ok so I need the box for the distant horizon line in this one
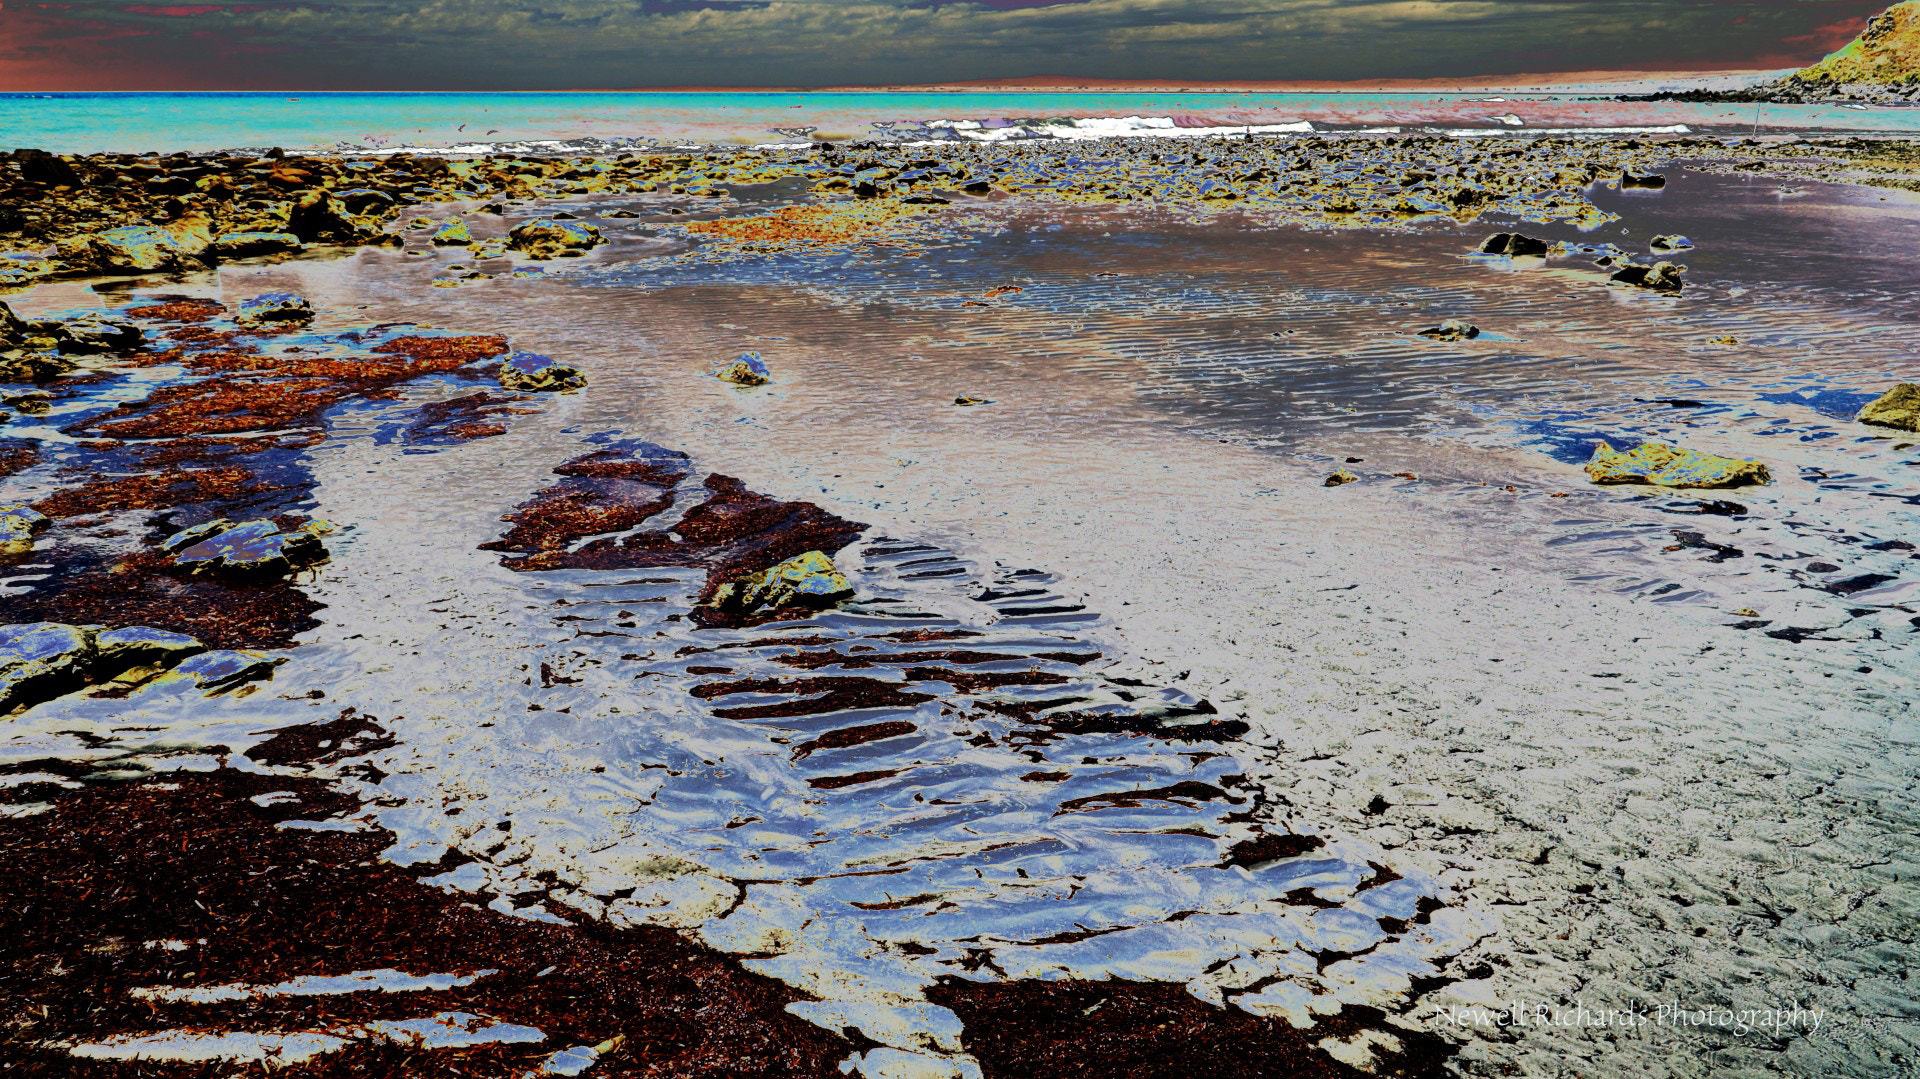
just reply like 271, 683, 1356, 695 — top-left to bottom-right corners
1, 68, 1787, 95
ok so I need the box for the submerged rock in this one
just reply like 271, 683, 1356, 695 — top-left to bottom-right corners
1650, 234, 1694, 251
507, 218, 604, 260
0, 503, 50, 556
1585, 440, 1770, 488
170, 519, 328, 575
708, 550, 853, 615
1609, 260, 1685, 293
151, 648, 285, 695
713, 352, 771, 386
432, 220, 474, 246
1621, 171, 1667, 188
1856, 382, 1920, 432
498, 351, 587, 392
1416, 318, 1480, 341
236, 292, 315, 327
1477, 232, 1550, 257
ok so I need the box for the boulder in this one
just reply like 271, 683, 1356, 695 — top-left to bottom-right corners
498, 351, 587, 392
713, 352, 771, 386
170, 519, 327, 575
1585, 441, 1770, 488
0, 504, 50, 557
1417, 318, 1480, 341
51, 313, 143, 354
1609, 260, 1685, 293
0, 301, 29, 347
507, 218, 604, 260
211, 231, 302, 259
1477, 232, 1550, 257
432, 220, 474, 246
1649, 234, 1694, 251
0, 622, 95, 712
1620, 172, 1667, 189
235, 292, 314, 327
708, 550, 853, 615
286, 190, 391, 245
1857, 382, 1920, 432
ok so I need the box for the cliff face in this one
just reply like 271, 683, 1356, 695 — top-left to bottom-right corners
1774, 0, 1920, 101
1797, 0, 1920, 85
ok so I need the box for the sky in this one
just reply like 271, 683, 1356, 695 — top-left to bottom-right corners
0, 0, 1889, 89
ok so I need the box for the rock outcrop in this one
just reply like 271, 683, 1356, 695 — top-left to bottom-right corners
0, 621, 214, 714
1857, 382, 1920, 431
498, 351, 587, 392
1585, 441, 1771, 488
507, 218, 604, 260
706, 550, 853, 616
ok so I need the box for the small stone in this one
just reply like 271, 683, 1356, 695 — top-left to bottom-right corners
1324, 470, 1358, 487
1857, 383, 1920, 433
1584, 441, 1770, 489
0, 504, 50, 557
713, 352, 770, 386
1650, 234, 1694, 251
953, 395, 991, 406
1416, 318, 1479, 341
498, 351, 587, 392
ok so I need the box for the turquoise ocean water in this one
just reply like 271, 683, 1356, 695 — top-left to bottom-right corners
2, 90, 1916, 154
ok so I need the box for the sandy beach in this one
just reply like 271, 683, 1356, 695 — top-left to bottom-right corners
0, 125, 1917, 1078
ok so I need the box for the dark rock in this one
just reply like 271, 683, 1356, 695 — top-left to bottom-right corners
50, 313, 143, 354
1609, 260, 1685, 293
154, 648, 285, 694
1649, 234, 1694, 251
93, 626, 206, 670
171, 519, 328, 575
1477, 232, 1550, 257
1621, 172, 1667, 189
1416, 318, 1480, 341
507, 218, 604, 260
211, 231, 302, 259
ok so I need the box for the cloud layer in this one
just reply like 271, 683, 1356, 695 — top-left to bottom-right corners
0, 0, 1886, 88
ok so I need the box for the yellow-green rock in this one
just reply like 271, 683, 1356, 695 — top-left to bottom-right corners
1584, 441, 1770, 489
1857, 383, 1920, 432
710, 550, 852, 614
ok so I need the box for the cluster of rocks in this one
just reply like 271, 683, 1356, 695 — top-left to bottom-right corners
0, 134, 1809, 292
0, 298, 143, 380
0, 620, 279, 714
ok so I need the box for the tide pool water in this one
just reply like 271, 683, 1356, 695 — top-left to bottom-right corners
3, 90, 1919, 154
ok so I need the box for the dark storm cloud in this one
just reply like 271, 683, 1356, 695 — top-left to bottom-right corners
0, 0, 1889, 88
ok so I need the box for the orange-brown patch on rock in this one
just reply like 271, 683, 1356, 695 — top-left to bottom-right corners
32, 465, 279, 519
126, 297, 226, 322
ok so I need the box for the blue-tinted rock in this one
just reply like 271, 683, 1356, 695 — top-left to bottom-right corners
498, 351, 587, 392
160, 517, 234, 553
172, 519, 327, 575
713, 352, 771, 386
431, 220, 474, 246
54, 212, 214, 275
153, 649, 285, 695
0, 504, 49, 557
94, 626, 205, 670
236, 293, 314, 327
0, 622, 95, 713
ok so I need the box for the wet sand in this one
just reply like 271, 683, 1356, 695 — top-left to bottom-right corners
0, 136, 1917, 1077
